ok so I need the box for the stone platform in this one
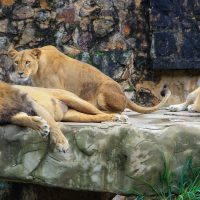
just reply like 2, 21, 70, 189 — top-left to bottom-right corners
0, 109, 200, 196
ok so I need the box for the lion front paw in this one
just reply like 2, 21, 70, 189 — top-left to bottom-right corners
168, 104, 186, 112
32, 116, 50, 137
187, 104, 196, 113
54, 136, 70, 153
56, 142, 70, 153
113, 114, 129, 122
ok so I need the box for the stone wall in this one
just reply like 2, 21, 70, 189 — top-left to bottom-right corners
0, 0, 147, 81
137, 0, 200, 105
0, 0, 200, 105
151, 0, 200, 70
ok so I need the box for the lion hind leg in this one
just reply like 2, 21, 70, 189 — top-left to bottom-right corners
62, 96, 102, 114
50, 90, 103, 115
95, 82, 127, 113
97, 92, 126, 113
62, 109, 128, 123
11, 112, 50, 137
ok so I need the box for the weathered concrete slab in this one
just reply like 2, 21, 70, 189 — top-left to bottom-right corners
0, 109, 200, 196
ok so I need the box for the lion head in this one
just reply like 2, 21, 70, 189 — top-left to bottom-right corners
8, 48, 41, 83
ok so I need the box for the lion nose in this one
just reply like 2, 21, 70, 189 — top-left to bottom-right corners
18, 72, 24, 76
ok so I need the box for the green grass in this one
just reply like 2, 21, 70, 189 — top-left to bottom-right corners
128, 155, 200, 200
176, 158, 200, 200
149, 157, 199, 200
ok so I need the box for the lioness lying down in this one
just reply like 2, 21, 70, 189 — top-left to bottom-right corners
169, 87, 200, 112
8, 46, 171, 113
0, 81, 127, 153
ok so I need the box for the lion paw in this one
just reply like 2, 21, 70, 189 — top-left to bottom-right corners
56, 143, 70, 153
32, 116, 50, 137
54, 137, 70, 153
168, 104, 186, 112
187, 105, 196, 113
113, 114, 129, 122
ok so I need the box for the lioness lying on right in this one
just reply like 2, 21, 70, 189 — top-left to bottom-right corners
0, 81, 127, 153
169, 88, 200, 112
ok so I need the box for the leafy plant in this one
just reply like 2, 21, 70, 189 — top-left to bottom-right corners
176, 158, 200, 200
95, 51, 105, 57
128, 155, 200, 200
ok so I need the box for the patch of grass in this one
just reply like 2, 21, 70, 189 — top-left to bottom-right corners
135, 196, 145, 200
176, 158, 200, 200
127, 155, 200, 200
147, 156, 200, 200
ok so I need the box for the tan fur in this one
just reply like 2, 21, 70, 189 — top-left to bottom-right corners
169, 87, 200, 113
0, 81, 126, 152
8, 45, 171, 114
0, 81, 35, 125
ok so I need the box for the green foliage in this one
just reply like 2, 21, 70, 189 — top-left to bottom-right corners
129, 155, 200, 200
95, 50, 105, 57
176, 158, 200, 200
149, 156, 200, 200
135, 196, 145, 200
124, 85, 134, 92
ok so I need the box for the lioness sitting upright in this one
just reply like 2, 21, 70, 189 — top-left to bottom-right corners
8, 45, 170, 113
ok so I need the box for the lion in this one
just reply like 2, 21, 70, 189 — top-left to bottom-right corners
8, 45, 171, 113
0, 81, 127, 153
169, 87, 200, 113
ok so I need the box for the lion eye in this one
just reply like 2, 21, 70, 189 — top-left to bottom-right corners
14, 61, 18, 65
25, 61, 30, 66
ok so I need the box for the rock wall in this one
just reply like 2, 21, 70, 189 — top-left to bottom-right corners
0, 0, 147, 81
151, 0, 200, 70
0, 0, 200, 105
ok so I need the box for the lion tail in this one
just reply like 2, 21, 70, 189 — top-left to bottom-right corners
126, 85, 171, 114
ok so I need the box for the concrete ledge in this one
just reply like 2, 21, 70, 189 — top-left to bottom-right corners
0, 110, 200, 195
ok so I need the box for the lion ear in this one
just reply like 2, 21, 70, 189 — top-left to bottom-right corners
8, 49, 18, 58
31, 49, 41, 59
